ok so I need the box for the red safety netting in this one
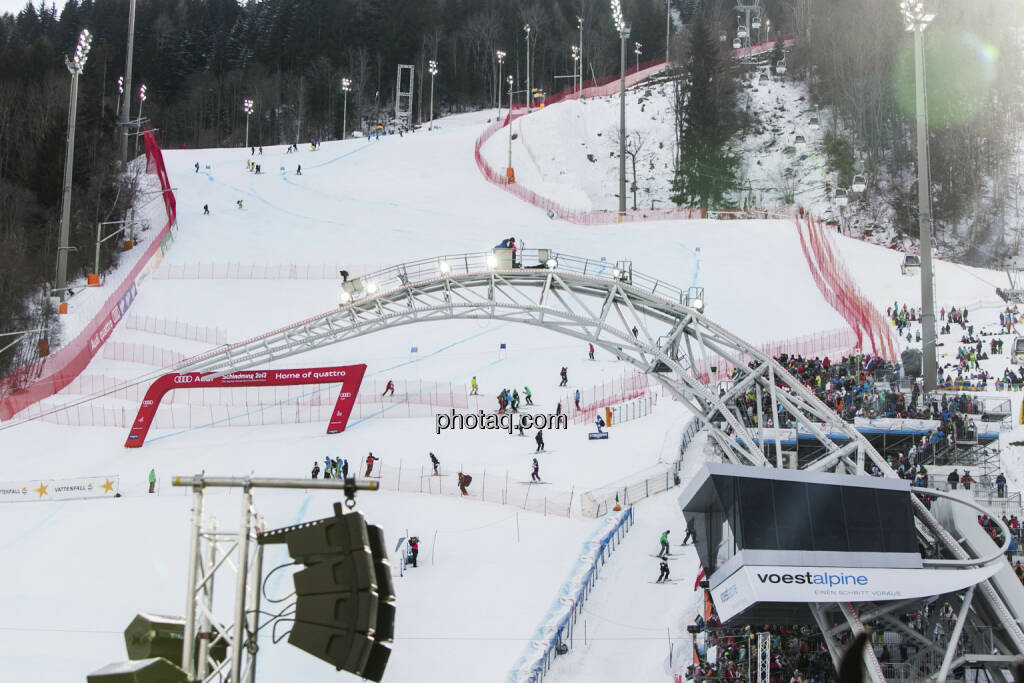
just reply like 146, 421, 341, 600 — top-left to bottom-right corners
476, 39, 793, 225
0, 131, 177, 420
795, 213, 898, 360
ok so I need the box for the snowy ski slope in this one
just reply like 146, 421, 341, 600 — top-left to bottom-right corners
0, 97, 1018, 683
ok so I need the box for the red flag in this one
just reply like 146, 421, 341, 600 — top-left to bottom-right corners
693, 566, 706, 591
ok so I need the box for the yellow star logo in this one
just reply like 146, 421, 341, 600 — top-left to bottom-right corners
101, 479, 115, 494
34, 483, 48, 498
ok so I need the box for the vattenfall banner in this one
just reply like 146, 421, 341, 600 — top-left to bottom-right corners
711, 563, 1001, 623
0, 475, 120, 503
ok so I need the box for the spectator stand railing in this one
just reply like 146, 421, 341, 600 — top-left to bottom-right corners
580, 416, 702, 518
124, 314, 228, 346
506, 507, 634, 683
151, 262, 387, 281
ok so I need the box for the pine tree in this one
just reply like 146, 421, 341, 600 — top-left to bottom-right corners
670, 13, 739, 210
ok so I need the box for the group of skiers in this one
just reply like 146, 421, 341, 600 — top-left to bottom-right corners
311, 452, 379, 479
497, 386, 533, 413
653, 525, 696, 583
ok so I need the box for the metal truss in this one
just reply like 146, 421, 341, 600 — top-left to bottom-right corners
169, 249, 1024, 681
180, 481, 266, 683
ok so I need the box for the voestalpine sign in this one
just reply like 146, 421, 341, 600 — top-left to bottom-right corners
711, 563, 1001, 622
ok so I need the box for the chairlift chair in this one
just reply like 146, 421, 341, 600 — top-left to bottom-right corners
808, 116, 820, 130
900, 253, 921, 276
852, 174, 867, 193
758, 73, 769, 85
794, 134, 807, 149
733, 38, 741, 49
835, 188, 849, 207
736, 21, 748, 39
776, 58, 787, 75
751, 16, 762, 30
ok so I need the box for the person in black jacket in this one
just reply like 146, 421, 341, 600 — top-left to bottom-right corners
947, 469, 960, 490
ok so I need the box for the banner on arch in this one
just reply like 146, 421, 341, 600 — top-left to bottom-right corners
125, 364, 367, 448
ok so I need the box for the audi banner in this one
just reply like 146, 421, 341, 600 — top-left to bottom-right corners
124, 364, 367, 448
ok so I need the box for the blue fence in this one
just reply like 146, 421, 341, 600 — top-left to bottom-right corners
506, 507, 635, 683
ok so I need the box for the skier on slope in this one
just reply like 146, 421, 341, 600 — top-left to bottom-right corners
656, 559, 671, 583
535, 429, 545, 453
430, 452, 440, 476
365, 452, 379, 477
560, 367, 568, 386
595, 415, 605, 433
471, 376, 479, 395
311, 462, 320, 479
341, 458, 349, 479
524, 386, 533, 405
682, 524, 695, 545
658, 530, 671, 558
531, 458, 541, 482
589, 343, 595, 360
382, 380, 395, 397
324, 456, 332, 479
575, 388, 582, 411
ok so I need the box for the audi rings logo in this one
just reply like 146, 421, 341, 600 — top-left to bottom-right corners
173, 375, 195, 384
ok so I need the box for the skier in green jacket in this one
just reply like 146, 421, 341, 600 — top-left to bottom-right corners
658, 530, 671, 558
148, 468, 156, 494
524, 386, 533, 406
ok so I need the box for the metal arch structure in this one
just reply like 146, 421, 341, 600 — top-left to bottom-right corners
175, 249, 879, 475
170, 249, 1024, 681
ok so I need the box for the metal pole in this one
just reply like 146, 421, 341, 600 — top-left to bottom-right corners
55, 68, 80, 300
665, 0, 671, 72
246, 516, 265, 683
508, 79, 514, 170
230, 485, 253, 682
181, 486, 204, 679
342, 91, 348, 140
134, 97, 143, 159
579, 19, 584, 97
429, 74, 435, 130
526, 30, 531, 112
119, 0, 136, 166
196, 517, 217, 680
914, 26, 938, 392
618, 28, 629, 217
245, 113, 250, 149
497, 60, 503, 119
93, 222, 101, 277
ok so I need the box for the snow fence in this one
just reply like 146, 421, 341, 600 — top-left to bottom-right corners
0, 131, 178, 419
507, 507, 635, 682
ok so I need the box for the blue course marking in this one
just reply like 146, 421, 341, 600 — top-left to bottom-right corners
0, 502, 66, 552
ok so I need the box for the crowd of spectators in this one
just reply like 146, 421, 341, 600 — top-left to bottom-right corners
686, 609, 836, 682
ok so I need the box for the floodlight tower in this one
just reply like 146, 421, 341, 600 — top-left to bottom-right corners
428, 60, 438, 130
577, 16, 584, 96
243, 98, 254, 148
901, 0, 938, 391
507, 75, 515, 173
56, 28, 92, 301
611, 0, 629, 218
340, 77, 351, 140
634, 41, 643, 72
524, 24, 532, 111
119, 0, 137, 166
571, 45, 581, 97
134, 84, 146, 158
116, 75, 124, 119
496, 51, 506, 119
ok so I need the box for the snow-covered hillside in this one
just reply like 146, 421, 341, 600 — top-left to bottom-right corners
2, 95, 1024, 683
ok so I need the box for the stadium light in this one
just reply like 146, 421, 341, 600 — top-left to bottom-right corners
902, 0, 937, 391
524, 24, 531, 112
611, 0, 629, 218
438, 260, 451, 275
116, 75, 124, 119
496, 51, 506, 119
487, 253, 498, 269
634, 41, 642, 72
428, 60, 439, 131
243, 98, 254, 148
341, 77, 352, 140
55, 27, 93, 302
546, 258, 558, 269
577, 16, 584, 96
134, 83, 147, 158
691, 298, 704, 313
338, 290, 352, 305
365, 281, 379, 295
